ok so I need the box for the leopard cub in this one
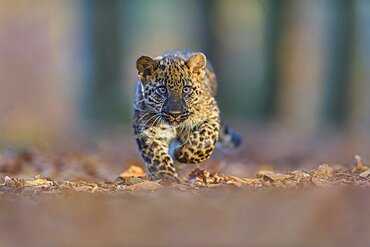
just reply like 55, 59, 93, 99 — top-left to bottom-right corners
133, 50, 241, 180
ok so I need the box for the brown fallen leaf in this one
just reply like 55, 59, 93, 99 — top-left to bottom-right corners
126, 181, 163, 192
262, 175, 275, 183
242, 178, 262, 185
119, 165, 145, 178
2, 176, 17, 186
188, 168, 207, 180
23, 175, 53, 187
270, 174, 292, 181
353, 155, 368, 173
256, 170, 275, 178
91, 185, 99, 193
359, 170, 370, 179
264, 174, 292, 182
255, 169, 292, 183
225, 177, 262, 187
188, 168, 225, 185
226, 175, 247, 183
309, 165, 335, 187
115, 176, 146, 186
317, 164, 334, 176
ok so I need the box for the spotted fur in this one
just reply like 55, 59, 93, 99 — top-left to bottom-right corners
133, 50, 240, 180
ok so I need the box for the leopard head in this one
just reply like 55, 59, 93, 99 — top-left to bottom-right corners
136, 53, 206, 126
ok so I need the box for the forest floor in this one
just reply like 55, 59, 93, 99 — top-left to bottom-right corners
1, 132, 370, 246
1, 152, 370, 196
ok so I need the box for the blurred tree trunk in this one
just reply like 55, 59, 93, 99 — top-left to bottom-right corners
350, 0, 370, 134
85, 0, 126, 128
199, 0, 216, 63
211, 0, 267, 119
263, 0, 284, 119
277, 0, 327, 133
322, 0, 355, 126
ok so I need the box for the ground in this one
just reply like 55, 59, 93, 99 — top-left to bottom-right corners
1, 132, 370, 246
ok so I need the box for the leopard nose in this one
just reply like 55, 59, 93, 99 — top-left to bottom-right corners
169, 111, 182, 118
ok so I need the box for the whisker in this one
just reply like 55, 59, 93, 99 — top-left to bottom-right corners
150, 115, 161, 129
137, 111, 153, 124
141, 114, 159, 131
135, 111, 156, 131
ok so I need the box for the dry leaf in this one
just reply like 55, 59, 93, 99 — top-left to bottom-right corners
256, 170, 275, 178
268, 174, 292, 181
256, 170, 292, 183
188, 168, 224, 185
73, 185, 95, 192
119, 165, 145, 178
226, 177, 262, 187
243, 178, 262, 185
91, 185, 99, 193
317, 164, 334, 176
23, 175, 53, 187
2, 176, 16, 186
226, 175, 247, 183
115, 176, 146, 186
353, 155, 368, 173
359, 170, 370, 179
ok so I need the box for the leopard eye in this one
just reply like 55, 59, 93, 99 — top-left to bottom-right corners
156, 86, 167, 95
182, 86, 193, 94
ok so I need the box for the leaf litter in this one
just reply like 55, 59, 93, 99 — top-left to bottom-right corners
1, 150, 370, 197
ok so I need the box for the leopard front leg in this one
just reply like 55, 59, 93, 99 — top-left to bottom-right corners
175, 119, 219, 164
136, 126, 179, 180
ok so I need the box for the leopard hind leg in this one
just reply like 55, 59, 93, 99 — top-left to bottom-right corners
217, 123, 242, 153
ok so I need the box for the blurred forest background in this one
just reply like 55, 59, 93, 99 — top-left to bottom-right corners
2, 3, 370, 246
0, 0, 370, 165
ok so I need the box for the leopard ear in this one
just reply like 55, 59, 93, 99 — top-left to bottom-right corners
136, 56, 158, 77
186, 53, 206, 72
